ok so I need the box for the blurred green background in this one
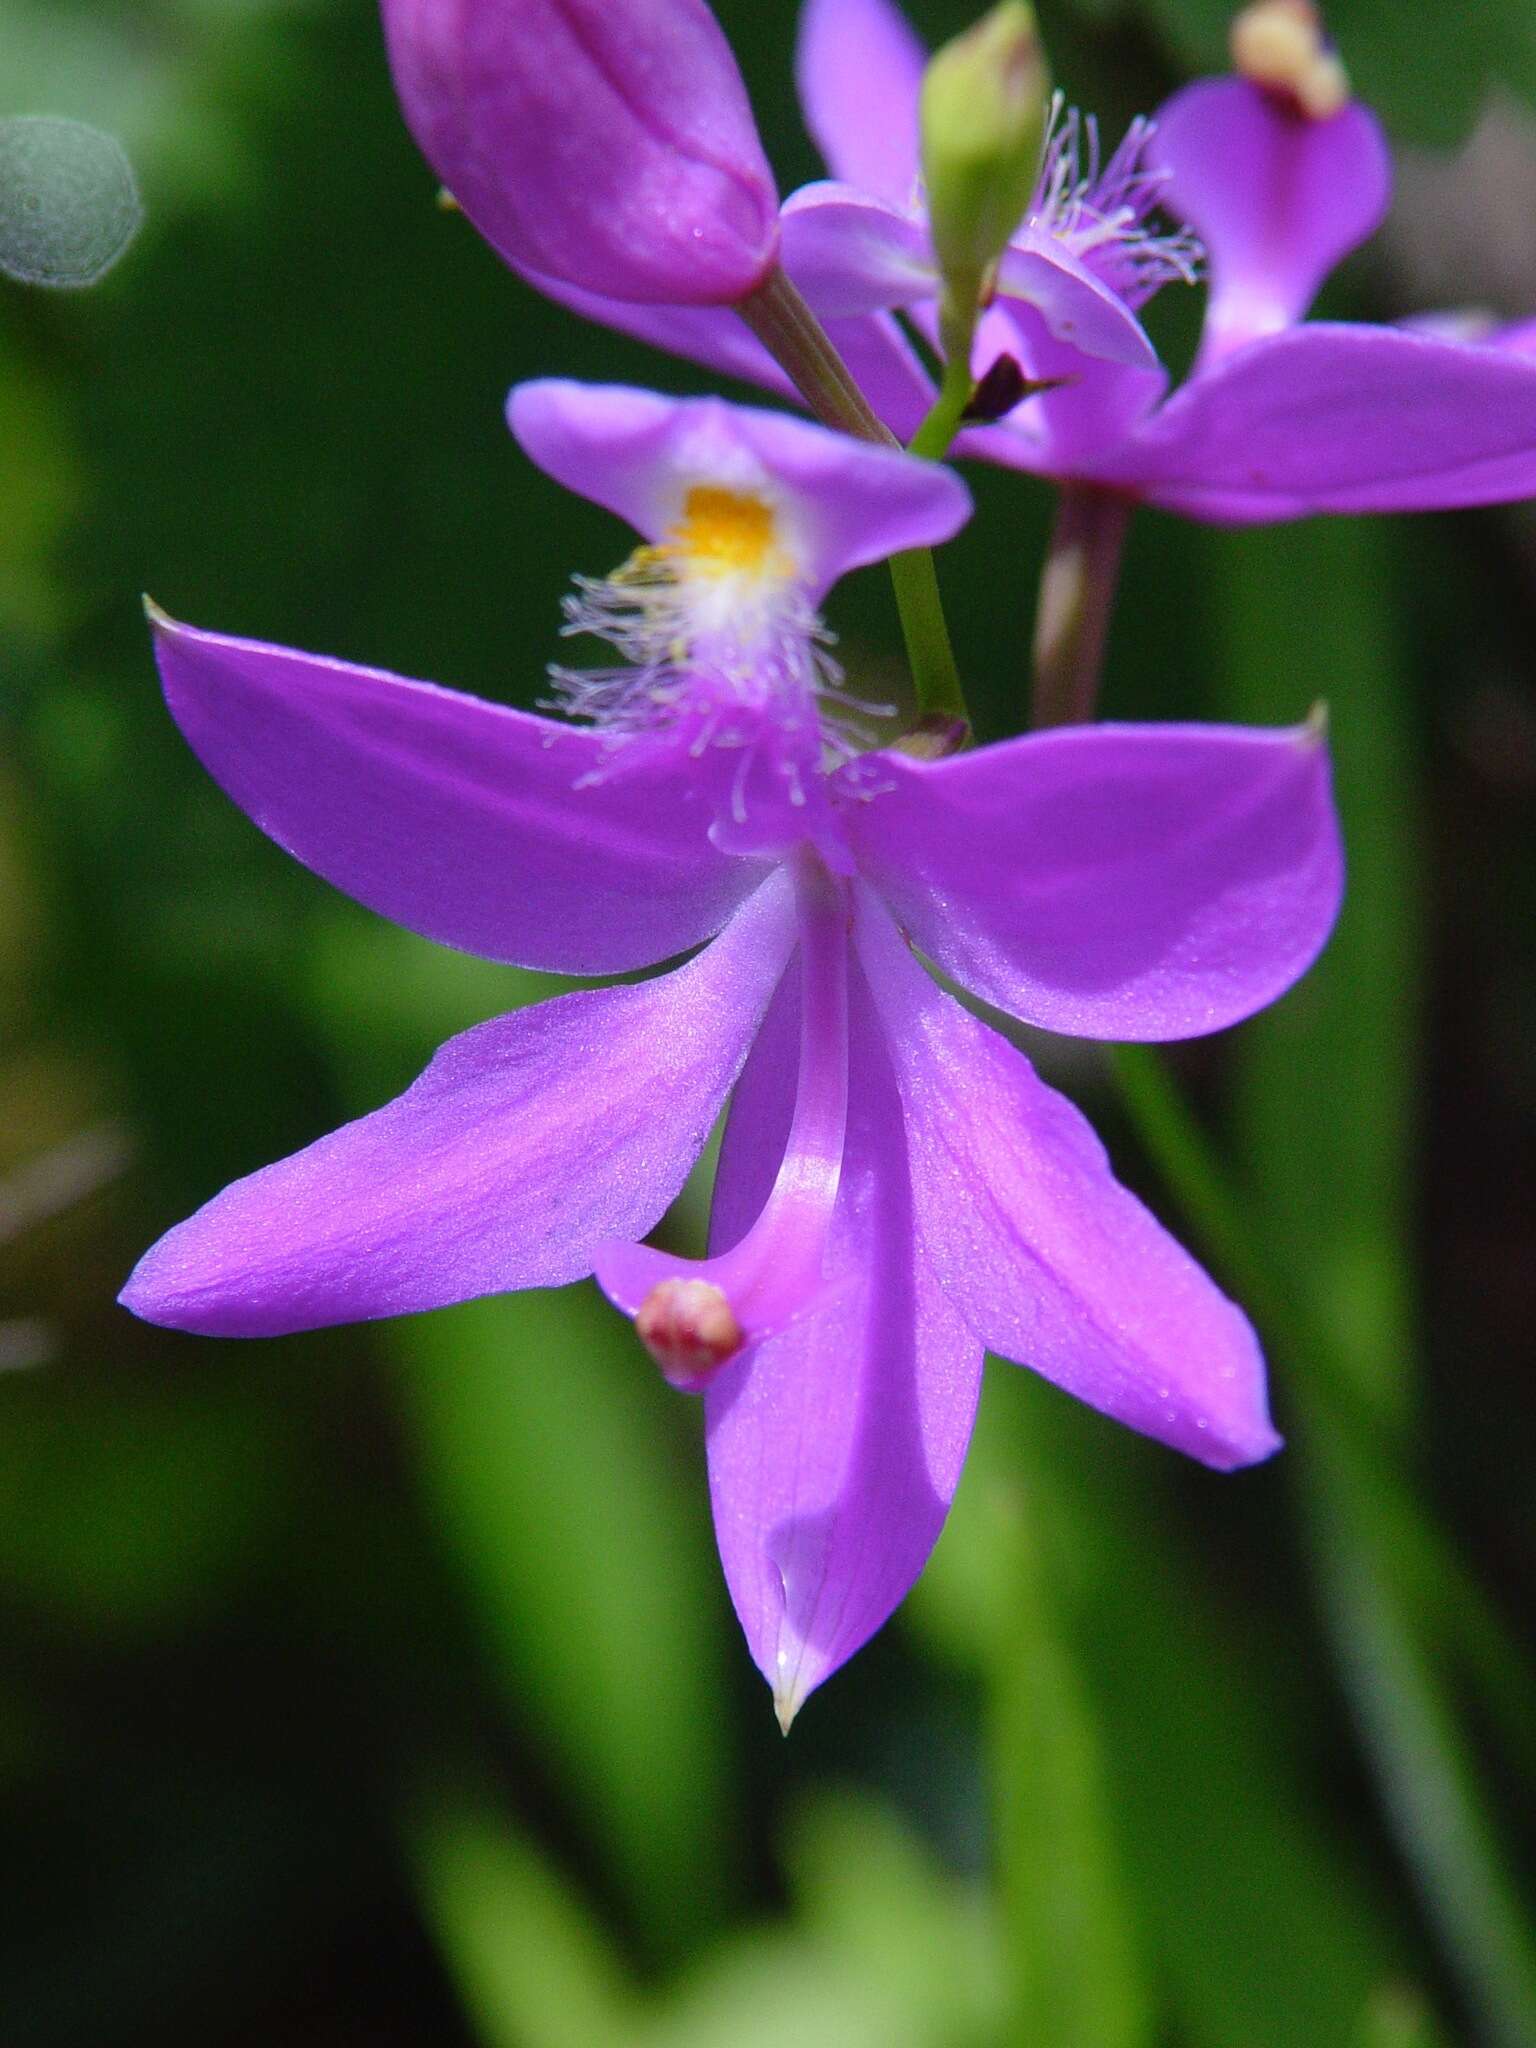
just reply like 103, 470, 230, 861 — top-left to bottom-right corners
2, 1, 1535, 2042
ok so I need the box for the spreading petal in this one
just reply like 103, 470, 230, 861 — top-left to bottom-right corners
1130, 323, 1536, 520
995, 235, 1162, 371
508, 381, 970, 598
1151, 78, 1390, 364
842, 721, 1342, 1040
120, 873, 796, 1338
703, 955, 983, 1725
150, 611, 764, 975
855, 891, 1278, 1470
796, 0, 925, 209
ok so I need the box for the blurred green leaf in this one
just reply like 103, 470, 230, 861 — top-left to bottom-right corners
983, 1479, 1151, 2048
407, 1788, 637, 2048
914, 1369, 1416, 2048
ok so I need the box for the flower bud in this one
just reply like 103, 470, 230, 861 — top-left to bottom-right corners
1230, 0, 1350, 121
380, 0, 780, 306
920, 2, 1051, 301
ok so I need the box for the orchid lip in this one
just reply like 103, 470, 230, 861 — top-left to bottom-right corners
595, 849, 850, 1391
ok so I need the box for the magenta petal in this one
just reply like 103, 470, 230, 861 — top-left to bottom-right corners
855, 890, 1279, 1471
843, 721, 1342, 1041
1132, 323, 1536, 520
151, 613, 764, 975
120, 873, 797, 1338
508, 381, 970, 598
381, 0, 778, 305
797, 0, 925, 209
1150, 78, 1390, 364
996, 236, 1161, 371
704, 959, 983, 1724
780, 181, 937, 317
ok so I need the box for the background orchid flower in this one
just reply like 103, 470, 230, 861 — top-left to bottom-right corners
121, 384, 1343, 1721
379, 0, 780, 306
510, 0, 1536, 532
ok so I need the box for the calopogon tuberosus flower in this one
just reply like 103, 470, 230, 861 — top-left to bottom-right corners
525, 0, 1536, 527
121, 386, 1344, 1724
379, 0, 780, 306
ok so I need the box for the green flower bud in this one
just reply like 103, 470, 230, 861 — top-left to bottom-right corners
920, 2, 1050, 307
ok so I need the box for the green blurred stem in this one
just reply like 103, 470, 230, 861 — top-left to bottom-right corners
1112, 1044, 1536, 2046
907, 297, 978, 463
1031, 484, 1131, 727
738, 266, 970, 734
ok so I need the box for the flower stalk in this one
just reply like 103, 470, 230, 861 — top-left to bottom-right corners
1030, 483, 1132, 727
738, 265, 971, 736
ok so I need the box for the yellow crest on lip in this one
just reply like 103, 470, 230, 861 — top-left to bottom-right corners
669, 486, 790, 581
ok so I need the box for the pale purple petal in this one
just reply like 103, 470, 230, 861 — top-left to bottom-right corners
842, 722, 1342, 1040
951, 295, 1167, 476
150, 612, 764, 974
381, 0, 778, 305
1130, 324, 1536, 520
120, 873, 796, 1338
704, 956, 983, 1725
996, 235, 1162, 370
508, 381, 970, 598
1150, 78, 1390, 364
855, 890, 1278, 1470
797, 0, 925, 209
780, 181, 937, 317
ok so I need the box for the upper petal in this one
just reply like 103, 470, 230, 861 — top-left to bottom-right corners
855, 889, 1279, 1470
704, 954, 983, 1725
842, 721, 1342, 1041
1150, 77, 1390, 365
1131, 323, 1536, 521
796, 0, 925, 209
508, 380, 971, 598
120, 871, 796, 1337
150, 612, 764, 975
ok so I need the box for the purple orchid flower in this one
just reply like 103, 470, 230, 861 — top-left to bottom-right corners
503, 0, 1536, 528
380, 0, 779, 306
121, 384, 1343, 1723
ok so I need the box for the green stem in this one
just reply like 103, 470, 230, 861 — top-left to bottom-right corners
737, 266, 970, 735
1031, 484, 1131, 727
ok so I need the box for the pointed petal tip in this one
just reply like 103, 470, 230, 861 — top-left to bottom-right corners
773, 1688, 801, 1737
142, 594, 180, 635
1302, 699, 1329, 743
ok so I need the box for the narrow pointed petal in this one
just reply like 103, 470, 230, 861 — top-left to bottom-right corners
855, 891, 1278, 1470
1150, 78, 1390, 364
797, 0, 925, 209
121, 874, 796, 1338
508, 382, 970, 598
150, 613, 764, 976
703, 959, 983, 1722
1130, 323, 1536, 520
843, 721, 1342, 1041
